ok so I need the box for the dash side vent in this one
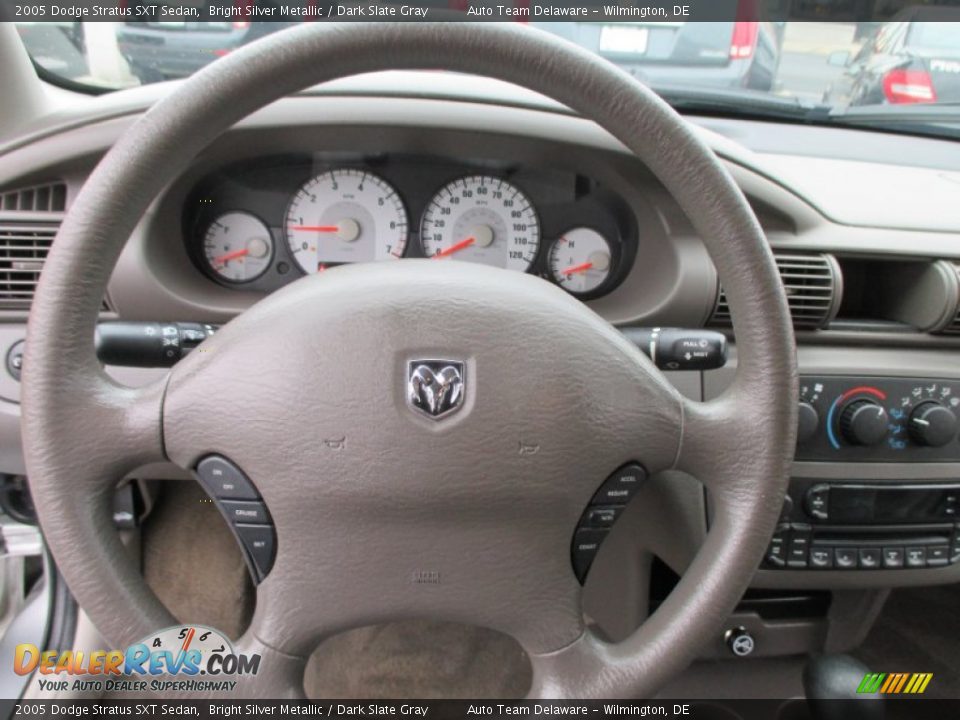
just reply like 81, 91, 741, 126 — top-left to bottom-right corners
0, 181, 67, 213
0, 223, 59, 309
711, 252, 841, 330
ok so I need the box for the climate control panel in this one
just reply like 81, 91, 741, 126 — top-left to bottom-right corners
795, 376, 960, 462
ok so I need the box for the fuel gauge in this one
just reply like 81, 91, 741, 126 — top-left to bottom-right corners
548, 228, 612, 295
202, 212, 274, 283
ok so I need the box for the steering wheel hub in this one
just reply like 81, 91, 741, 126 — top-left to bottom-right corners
165, 261, 682, 658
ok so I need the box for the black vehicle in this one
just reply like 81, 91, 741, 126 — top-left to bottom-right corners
825, 7, 960, 106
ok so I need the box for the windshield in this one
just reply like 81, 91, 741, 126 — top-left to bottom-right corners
13, 3, 960, 138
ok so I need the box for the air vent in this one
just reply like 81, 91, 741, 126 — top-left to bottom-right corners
711, 252, 841, 329
940, 263, 960, 335
0, 222, 58, 309
0, 181, 67, 213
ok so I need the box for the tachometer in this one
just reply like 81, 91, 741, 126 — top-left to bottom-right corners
548, 228, 613, 295
420, 175, 539, 272
285, 169, 408, 273
202, 212, 274, 283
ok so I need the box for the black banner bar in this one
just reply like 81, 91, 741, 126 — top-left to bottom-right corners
2, 699, 959, 720
6, 0, 960, 24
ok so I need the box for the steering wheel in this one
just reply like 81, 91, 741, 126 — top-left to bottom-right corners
22, 23, 796, 698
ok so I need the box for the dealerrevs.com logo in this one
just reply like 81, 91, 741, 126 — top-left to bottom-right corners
15, 625, 259, 694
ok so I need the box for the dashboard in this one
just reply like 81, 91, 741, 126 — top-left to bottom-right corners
185, 153, 637, 300
3, 71, 960, 665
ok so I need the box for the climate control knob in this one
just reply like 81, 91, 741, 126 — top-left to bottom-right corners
797, 402, 819, 444
909, 402, 958, 447
839, 399, 889, 446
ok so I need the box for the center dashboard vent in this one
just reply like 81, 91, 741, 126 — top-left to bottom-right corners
710, 252, 842, 330
939, 263, 960, 336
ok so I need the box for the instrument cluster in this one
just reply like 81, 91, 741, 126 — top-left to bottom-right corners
185, 154, 638, 300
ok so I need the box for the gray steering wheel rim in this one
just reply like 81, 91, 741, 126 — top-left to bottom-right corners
22, 22, 797, 698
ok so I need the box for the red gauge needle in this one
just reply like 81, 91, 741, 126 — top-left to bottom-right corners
433, 236, 475, 259
212, 248, 249, 266
561, 261, 594, 276
288, 225, 340, 233
181, 627, 196, 653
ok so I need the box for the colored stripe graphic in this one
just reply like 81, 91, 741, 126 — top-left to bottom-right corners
893, 673, 909, 693
859, 672, 933, 694
857, 673, 885, 693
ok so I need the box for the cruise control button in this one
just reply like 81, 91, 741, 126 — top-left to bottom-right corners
591, 464, 647, 505
809, 547, 833, 568
882, 547, 904, 568
859, 548, 881, 569
835, 548, 858, 569
235, 524, 275, 581
582, 506, 623, 528
572, 528, 608, 582
196, 456, 259, 500
220, 500, 269, 525
905, 547, 927, 568
927, 545, 950, 567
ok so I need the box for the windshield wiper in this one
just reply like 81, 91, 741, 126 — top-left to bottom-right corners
653, 84, 822, 122
655, 84, 959, 140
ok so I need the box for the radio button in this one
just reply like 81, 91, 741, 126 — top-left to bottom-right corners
859, 548, 881, 569
835, 548, 858, 569
804, 485, 830, 521
927, 545, 950, 567
882, 547, 905, 568
809, 547, 833, 568
905, 547, 927, 568
766, 537, 787, 567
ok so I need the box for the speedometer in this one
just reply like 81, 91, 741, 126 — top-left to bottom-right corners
285, 169, 408, 273
420, 176, 540, 272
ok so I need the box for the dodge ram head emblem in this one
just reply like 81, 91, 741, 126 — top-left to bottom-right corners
408, 360, 465, 420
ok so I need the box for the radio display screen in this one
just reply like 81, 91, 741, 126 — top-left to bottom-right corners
829, 486, 952, 523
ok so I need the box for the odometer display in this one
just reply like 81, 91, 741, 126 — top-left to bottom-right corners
420, 175, 539, 272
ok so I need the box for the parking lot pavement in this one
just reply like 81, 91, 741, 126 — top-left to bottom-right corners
776, 22, 864, 104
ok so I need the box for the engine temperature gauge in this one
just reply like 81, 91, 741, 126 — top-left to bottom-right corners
202, 212, 274, 283
548, 228, 612, 295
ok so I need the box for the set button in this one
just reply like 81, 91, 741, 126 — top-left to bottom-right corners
195, 454, 276, 583
570, 463, 647, 583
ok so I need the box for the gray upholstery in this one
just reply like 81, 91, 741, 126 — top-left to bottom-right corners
22, 23, 796, 698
